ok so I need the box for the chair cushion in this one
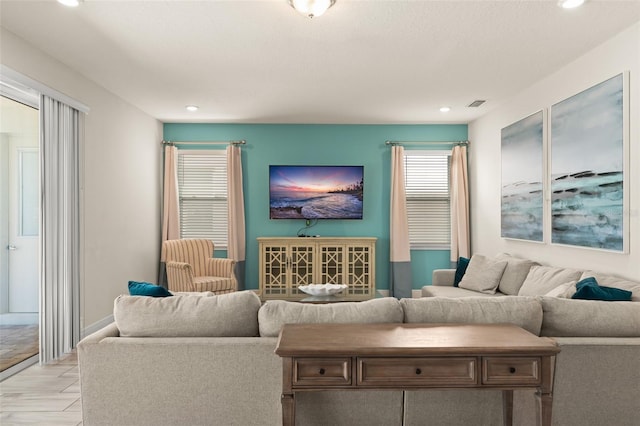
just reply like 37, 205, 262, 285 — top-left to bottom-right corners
258, 298, 403, 337
458, 254, 508, 294
401, 296, 543, 335
115, 290, 261, 337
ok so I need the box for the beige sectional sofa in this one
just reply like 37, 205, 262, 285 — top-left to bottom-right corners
78, 287, 640, 426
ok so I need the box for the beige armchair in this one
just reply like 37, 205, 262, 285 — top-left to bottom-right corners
162, 239, 237, 294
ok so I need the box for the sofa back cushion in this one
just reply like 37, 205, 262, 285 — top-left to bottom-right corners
258, 297, 403, 337
495, 254, 539, 295
400, 296, 543, 335
518, 265, 582, 296
579, 271, 640, 302
540, 296, 640, 337
114, 291, 261, 337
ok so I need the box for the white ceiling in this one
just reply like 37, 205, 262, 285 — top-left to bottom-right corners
1, 0, 639, 124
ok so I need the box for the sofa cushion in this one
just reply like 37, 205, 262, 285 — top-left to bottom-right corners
401, 296, 543, 335
518, 265, 582, 296
421, 285, 506, 298
495, 254, 539, 295
540, 296, 640, 337
128, 281, 172, 297
453, 257, 470, 287
258, 297, 403, 337
571, 277, 632, 301
579, 271, 640, 302
114, 290, 261, 337
458, 254, 507, 294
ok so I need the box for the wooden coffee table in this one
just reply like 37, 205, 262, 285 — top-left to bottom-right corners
275, 323, 560, 426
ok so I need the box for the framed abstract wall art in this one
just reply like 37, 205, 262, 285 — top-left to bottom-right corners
550, 73, 627, 252
501, 110, 544, 242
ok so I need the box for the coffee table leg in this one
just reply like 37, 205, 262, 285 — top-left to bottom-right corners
281, 392, 295, 426
502, 390, 513, 426
282, 357, 295, 426
535, 390, 553, 426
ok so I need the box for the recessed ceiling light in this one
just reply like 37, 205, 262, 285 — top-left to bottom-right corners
57, 0, 81, 7
558, 0, 585, 9
440, 107, 451, 113
186, 105, 199, 112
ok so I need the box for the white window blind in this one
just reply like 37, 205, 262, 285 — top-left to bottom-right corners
177, 150, 227, 247
404, 150, 451, 249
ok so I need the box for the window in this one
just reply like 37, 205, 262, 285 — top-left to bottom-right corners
177, 150, 227, 247
404, 150, 451, 249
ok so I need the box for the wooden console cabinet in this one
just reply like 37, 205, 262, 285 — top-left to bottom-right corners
258, 237, 376, 300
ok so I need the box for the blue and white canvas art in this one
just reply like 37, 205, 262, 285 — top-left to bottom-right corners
550, 74, 624, 251
501, 111, 544, 241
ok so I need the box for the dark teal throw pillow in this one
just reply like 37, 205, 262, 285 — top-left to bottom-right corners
571, 277, 632, 302
128, 281, 172, 297
453, 257, 470, 288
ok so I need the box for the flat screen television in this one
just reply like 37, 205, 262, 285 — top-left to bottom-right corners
269, 165, 364, 219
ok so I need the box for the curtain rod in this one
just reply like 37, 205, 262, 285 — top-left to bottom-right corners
385, 140, 469, 146
162, 140, 246, 146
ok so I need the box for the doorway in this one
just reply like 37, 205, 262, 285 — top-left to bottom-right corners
0, 94, 40, 375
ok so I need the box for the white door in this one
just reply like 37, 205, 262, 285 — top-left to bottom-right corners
0, 96, 39, 313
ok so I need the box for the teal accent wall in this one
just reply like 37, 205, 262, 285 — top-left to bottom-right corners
163, 124, 467, 292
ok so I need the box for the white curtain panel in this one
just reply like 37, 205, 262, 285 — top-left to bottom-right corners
227, 145, 246, 290
161, 145, 180, 261
450, 145, 470, 261
39, 95, 81, 364
390, 145, 412, 298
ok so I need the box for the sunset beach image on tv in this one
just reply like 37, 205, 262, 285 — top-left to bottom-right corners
269, 165, 364, 219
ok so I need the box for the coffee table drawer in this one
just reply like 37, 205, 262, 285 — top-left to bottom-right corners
293, 358, 351, 386
357, 357, 477, 387
482, 357, 541, 385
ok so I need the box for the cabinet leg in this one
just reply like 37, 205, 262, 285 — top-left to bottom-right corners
282, 392, 295, 426
502, 390, 513, 426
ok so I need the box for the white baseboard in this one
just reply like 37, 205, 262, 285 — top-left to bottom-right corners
82, 314, 114, 339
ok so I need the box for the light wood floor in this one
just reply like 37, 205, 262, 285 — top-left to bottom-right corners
0, 350, 81, 425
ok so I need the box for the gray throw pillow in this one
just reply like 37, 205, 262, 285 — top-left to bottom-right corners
458, 254, 508, 294
495, 253, 539, 295
518, 265, 582, 296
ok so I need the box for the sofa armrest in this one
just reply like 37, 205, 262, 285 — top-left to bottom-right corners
166, 261, 194, 292
432, 269, 456, 286
205, 257, 236, 278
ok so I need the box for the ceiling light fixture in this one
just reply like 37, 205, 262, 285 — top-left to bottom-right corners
57, 0, 82, 7
558, 0, 585, 9
440, 106, 451, 113
288, 0, 336, 18
186, 105, 199, 112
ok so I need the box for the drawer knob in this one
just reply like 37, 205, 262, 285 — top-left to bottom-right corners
509, 367, 516, 374
319, 368, 325, 375
415, 368, 422, 375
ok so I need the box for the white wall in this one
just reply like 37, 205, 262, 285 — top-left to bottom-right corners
0, 28, 163, 327
468, 22, 640, 281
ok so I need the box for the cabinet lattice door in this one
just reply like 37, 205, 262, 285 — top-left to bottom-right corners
258, 237, 376, 300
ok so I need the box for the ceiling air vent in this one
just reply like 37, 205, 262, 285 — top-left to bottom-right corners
468, 100, 486, 107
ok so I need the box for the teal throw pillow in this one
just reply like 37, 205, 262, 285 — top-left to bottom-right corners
128, 281, 172, 297
453, 257, 470, 288
571, 276, 632, 301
